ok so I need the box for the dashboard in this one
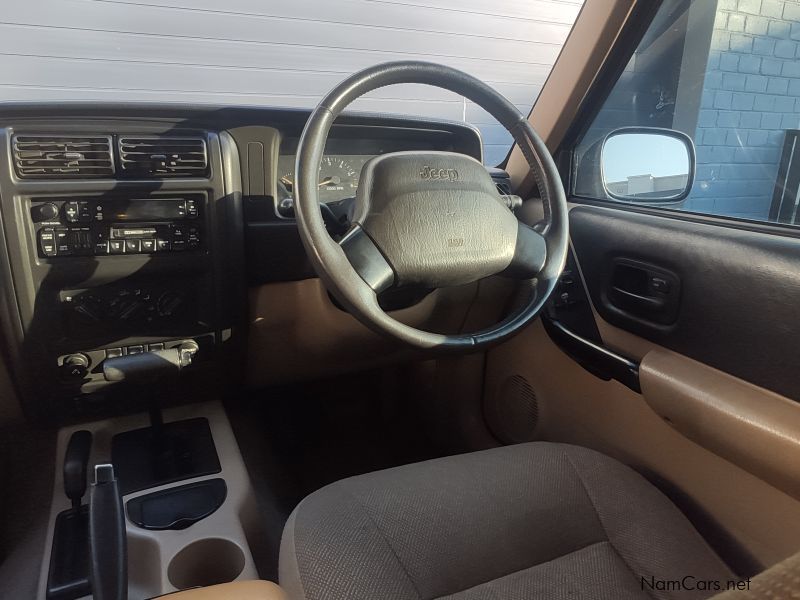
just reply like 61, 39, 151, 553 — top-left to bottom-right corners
276, 135, 466, 204
0, 104, 486, 422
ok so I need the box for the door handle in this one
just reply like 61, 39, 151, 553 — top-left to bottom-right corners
607, 259, 680, 325
610, 286, 667, 313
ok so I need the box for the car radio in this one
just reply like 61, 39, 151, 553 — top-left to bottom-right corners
30, 197, 202, 258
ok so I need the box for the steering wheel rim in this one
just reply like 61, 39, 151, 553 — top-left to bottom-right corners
294, 60, 569, 350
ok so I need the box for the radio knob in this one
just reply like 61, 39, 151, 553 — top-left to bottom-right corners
36, 202, 60, 221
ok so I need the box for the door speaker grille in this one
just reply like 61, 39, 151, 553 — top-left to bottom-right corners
485, 375, 539, 444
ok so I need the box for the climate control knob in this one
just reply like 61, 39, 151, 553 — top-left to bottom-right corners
156, 291, 184, 317
36, 202, 59, 222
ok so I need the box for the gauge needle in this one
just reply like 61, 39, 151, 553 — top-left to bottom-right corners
319, 176, 341, 187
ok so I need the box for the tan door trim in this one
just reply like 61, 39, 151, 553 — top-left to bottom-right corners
505, 0, 638, 191
640, 348, 800, 500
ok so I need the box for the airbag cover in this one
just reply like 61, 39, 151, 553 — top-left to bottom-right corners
353, 151, 518, 287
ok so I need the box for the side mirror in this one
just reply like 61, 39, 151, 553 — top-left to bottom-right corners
601, 127, 695, 203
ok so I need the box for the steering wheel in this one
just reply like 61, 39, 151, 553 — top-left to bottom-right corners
294, 61, 569, 350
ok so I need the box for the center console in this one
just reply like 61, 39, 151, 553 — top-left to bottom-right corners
0, 122, 244, 420
39, 402, 267, 600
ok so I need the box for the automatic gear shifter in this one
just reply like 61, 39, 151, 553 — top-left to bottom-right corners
102, 340, 199, 383
105, 339, 222, 495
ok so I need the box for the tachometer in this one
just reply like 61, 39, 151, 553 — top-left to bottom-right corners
318, 157, 358, 201
279, 156, 359, 203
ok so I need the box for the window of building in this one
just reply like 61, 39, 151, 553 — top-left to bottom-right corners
574, 0, 800, 227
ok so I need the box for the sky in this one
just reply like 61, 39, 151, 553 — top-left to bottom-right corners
603, 133, 690, 183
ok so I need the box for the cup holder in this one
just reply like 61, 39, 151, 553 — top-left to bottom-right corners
167, 538, 245, 590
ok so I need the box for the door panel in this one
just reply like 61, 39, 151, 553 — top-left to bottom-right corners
484, 202, 800, 574
484, 319, 800, 575
570, 204, 800, 402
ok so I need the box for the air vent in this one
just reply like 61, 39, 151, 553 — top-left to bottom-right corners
118, 137, 208, 177
13, 135, 114, 178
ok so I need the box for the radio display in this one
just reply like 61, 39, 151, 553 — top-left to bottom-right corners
109, 199, 188, 221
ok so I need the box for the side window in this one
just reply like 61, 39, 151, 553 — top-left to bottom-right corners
574, 0, 800, 227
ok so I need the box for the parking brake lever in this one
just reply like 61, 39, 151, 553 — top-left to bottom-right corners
89, 464, 127, 600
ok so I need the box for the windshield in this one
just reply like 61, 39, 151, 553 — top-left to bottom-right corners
3, 0, 583, 165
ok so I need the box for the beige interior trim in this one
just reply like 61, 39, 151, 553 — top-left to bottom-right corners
640, 348, 800, 500
246, 277, 514, 387
506, 0, 638, 190
158, 580, 286, 600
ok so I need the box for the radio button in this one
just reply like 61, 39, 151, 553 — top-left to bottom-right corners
109, 240, 125, 254
172, 239, 186, 252
39, 228, 57, 257
141, 239, 156, 253
125, 239, 141, 253
156, 239, 171, 252
186, 200, 198, 219
94, 240, 109, 255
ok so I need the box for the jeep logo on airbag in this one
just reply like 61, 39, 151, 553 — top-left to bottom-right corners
420, 166, 459, 181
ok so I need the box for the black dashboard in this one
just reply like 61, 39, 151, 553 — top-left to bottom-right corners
0, 104, 484, 422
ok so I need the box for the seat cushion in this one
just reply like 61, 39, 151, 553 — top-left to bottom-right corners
279, 442, 732, 600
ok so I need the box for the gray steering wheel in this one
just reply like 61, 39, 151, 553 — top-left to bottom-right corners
294, 61, 569, 350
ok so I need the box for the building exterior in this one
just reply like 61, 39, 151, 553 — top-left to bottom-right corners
0, 0, 584, 165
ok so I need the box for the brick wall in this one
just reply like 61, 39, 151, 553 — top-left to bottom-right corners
689, 0, 800, 220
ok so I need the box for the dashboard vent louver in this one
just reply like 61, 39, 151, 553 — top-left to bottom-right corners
118, 137, 208, 177
13, 135, 114, 179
